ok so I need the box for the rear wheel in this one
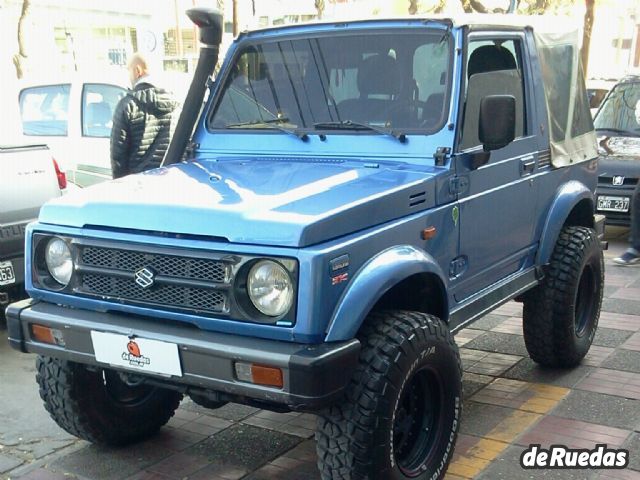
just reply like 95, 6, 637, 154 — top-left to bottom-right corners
316, 311, 462, 480
37, 356, 182, 445
523, 226, 604, 367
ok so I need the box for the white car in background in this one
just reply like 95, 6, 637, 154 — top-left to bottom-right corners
17, 72, 189, 188
18, 74, 128, 187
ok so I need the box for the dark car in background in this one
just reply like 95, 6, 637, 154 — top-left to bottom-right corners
594, 75, 640, 226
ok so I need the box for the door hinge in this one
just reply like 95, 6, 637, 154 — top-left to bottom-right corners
434, 147, 451, 166
449, 176, 469, 195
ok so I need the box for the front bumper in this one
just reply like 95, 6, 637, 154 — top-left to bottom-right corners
6, 299, 360, 411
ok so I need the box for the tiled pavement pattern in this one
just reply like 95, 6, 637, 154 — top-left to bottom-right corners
2, 230, 639, 480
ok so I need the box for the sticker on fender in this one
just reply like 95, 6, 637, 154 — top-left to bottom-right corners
90, 331, 182, 377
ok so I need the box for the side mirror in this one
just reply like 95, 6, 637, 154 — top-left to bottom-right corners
479, 95, 516, 152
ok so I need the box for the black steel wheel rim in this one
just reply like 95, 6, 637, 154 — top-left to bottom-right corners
574, 264, 597, 337
103, 370, 157, 407
393, 367, 443, 477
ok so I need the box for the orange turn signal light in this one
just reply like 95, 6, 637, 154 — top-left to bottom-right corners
251, 364, 284, 388
235, 362, 284, 388
31, 324, 55, 344
421, 226, 437, 240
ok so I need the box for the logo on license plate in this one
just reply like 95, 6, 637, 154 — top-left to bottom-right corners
122, 339, 151, 367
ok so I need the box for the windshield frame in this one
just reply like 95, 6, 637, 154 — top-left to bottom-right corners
205, 26, 455, 137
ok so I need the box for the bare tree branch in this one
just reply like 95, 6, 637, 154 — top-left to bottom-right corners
13, 0, 31, 79
315, 0, 325, 19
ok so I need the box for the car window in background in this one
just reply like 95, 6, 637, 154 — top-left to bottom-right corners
594, 82, 640, 136
82, 84, 127, 137
19, 84, 71, 136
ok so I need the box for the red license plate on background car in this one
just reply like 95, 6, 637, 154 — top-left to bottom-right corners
597, 196, 630, 212
0, 261, 15, 286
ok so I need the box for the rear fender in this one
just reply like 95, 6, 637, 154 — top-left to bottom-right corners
536, 180, 594, 265
324, 245, 448, 342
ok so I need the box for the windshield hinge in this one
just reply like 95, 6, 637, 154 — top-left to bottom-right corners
449, 176, 469, 196
434, 147, 451, 166
185, 141, 200, 159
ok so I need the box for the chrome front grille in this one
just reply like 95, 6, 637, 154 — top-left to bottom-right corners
75, 245, 230, 315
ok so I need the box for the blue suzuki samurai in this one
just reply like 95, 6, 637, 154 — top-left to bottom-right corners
7, 9, 604, 479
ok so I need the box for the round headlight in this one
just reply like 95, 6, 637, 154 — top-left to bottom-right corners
247, 260, 293, 317
45, 237, 73, 286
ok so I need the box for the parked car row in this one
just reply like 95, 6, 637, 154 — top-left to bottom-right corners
1, 93, 66, 312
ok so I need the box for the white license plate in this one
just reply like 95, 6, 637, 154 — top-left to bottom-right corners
91, 331, 182, 377
597, 196, 630, 212
0, 261, 16, 286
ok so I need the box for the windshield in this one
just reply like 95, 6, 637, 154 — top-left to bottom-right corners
208, 30, 452, 134
594, 82, 640, 136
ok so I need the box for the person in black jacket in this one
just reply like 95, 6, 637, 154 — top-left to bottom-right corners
110, 53, 179, 179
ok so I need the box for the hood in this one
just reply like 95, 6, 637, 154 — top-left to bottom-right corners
130, 85, 177, 116
598, 135, 640, 159
39, 157, 439, 247
598, 135, 640, 178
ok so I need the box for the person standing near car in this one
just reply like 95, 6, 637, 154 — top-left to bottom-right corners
614, 183, 640, 265
613, 100, 640, 266
110, 53, 178, 179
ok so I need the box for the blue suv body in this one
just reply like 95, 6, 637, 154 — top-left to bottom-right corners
7, 12, 605, 479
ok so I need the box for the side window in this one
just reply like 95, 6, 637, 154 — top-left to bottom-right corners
19, 84, 71, 136
82, 84, 127, 137
459, 38, 526, 151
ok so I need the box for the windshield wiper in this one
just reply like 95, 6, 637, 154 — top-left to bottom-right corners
595, 127, 640, 137
313, 120, 407, 143
225, 118, 309, 141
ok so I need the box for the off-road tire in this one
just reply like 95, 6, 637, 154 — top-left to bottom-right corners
523, 226, 604, 367
316, 311, 462, 480
36, 356, 183, 445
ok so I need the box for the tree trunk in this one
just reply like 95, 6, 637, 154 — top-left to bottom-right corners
582, 0, 595, 75
315, 0, 325, 19
232, 0, 238, 36
461, 0, 474, 13
13, 0, 31, 79
434, 0, 447, 13
469, 0, 489, 13
533, 0, 549, 13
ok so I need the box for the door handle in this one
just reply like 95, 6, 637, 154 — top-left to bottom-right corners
520, 159, 535, 176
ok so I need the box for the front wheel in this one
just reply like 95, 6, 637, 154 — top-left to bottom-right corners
37, 356, 183, 445
316, 311, 462, 480
523, 226, 604, 367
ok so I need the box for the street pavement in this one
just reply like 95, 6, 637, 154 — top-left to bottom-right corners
1, 227, 639, 480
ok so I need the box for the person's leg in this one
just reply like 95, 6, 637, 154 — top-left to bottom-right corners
630, 183, 640, 251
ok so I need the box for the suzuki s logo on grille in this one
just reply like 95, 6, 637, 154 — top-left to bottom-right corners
613, 176, 625, 186
134, 267, 156, 289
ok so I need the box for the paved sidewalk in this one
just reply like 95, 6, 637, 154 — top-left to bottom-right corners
1, 228, 639, 480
